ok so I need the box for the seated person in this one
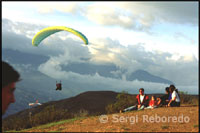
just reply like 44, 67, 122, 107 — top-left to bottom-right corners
168, 85, 180, 107
145, 96, 158, 109
122, 88, 149, 112
157, 87, 171, 106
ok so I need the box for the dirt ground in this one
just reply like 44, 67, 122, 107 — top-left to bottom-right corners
25, 106, 199, 132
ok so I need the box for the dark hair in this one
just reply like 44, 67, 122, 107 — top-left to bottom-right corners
2, 61, 20, 88
170, 84, 180, 97
170, 84, 175, 89
165, 87, 170, 93
169, 84, 176, 92
139, 88, 144, 92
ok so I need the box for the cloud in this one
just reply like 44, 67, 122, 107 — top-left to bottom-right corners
3, 2, 198, 33
38, 63, 171, 94
18, 2, 197, 32
174, 32, 197, 45
118, 2, 198, 24
2, 19, 90, 57
84, 3, 134, 28
37, 36, 198, 88
38, 62, 198, 94
32, 2, 82, 14
108, 2, 198, 30
2, 19, 198, 94
34, 2, 197, 32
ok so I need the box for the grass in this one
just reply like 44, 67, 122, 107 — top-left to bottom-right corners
193, 124, 199, 128
121, 126, 131, 131
6, 116, 86, 132
161, 125, 169, 129
5, 106, 198, 132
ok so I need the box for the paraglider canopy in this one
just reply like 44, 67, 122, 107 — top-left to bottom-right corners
32, 26, 88, 46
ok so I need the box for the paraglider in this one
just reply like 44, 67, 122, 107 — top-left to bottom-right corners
32, 26, 88, 92
56, 80, 62, 91
32, 26, 88, 46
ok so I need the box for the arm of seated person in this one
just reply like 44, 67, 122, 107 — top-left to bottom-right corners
137, 104, 141, 108
167, 100, 171, 107
168, 96, 176, 107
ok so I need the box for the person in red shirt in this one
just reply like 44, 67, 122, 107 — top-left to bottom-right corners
145, 96, 158, 109
122, 88, 149, 112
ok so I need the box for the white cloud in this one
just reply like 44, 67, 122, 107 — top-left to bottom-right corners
38, 62, 171, 94
36, 36, 198, 87
2, 2, 198, 59
174, 32, 197, 45
32, 2, 81, 14
115, 2, 198, 25
82, 2, 198, 32
2, 19, 198, 94
3, 2, 198, 33
38, 62, 198, 94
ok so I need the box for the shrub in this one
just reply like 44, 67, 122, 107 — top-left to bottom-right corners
74, 109, 89, 118
179, 91, 199, 105
106, 91, 136, 114
2, 105, 72, 131
30, 105, 71, 127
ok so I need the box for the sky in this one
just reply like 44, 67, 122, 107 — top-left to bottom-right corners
2, 1, 199, 94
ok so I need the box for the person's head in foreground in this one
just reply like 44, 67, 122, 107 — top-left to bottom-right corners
2, 61, 20, 115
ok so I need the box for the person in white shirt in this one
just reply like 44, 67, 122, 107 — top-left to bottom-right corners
122, 88, 149, 112
168, 85, 181, 107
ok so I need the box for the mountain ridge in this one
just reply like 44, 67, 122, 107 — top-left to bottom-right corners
2, 48, 173, 84
127, 69, 174, 84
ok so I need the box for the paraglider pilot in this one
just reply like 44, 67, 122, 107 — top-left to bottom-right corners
56, 81, 62, 91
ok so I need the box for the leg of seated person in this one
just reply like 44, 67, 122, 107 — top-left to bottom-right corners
161, 100, 168, 106
123, 105, 137, 112
173, 101, 180, 107
144, 106, 153, 109
170, 101, 179, 107
153, 105, 158, 108
138, 105, 145, 110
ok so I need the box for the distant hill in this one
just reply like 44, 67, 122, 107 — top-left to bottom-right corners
127, 69, 174, 84
42, 91, 119, 115
63, 62, 174, 85
2, 48, 49, 66
2, 91, 118, 126
2, 48, 174, 85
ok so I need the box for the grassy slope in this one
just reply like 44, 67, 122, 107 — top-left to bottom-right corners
9, 105, 199, 132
